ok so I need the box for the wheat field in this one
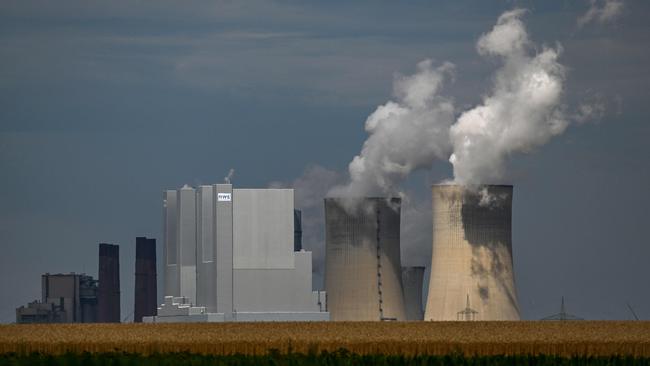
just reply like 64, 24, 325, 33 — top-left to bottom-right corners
1, 321, 650, 357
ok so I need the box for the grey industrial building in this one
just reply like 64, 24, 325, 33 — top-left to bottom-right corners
16, 273, 98, 323
145, 183, 328, 322
424, 184, 520, 321
324, 198, 407, 321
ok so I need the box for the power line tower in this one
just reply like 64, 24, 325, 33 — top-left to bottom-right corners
627, 302, 640, 321
541, 296, 583, 321
457, 294, 479, 321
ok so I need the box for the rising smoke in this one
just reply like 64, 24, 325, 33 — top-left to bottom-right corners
327, 60, 455, 199
329, 8, 581, 196
577, 0, 624, 28
449, 9, 567, 186
287, 9, 605, 269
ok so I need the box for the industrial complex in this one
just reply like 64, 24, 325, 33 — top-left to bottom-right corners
16, 183, 525, 323
147, 184, 328, 322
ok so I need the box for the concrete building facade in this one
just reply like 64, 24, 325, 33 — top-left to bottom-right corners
163, 190, 179, 298
147, 184, 328, 322
177, 185, 196, 305
424, 184, 520, 321
324, 198, 406, 321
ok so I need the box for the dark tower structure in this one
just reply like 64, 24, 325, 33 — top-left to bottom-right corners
293, 209, 302, 251
98, 243, 120, 322
134, 237, 157, 322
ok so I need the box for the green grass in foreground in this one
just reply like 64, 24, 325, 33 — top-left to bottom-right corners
1, 351, 650, 366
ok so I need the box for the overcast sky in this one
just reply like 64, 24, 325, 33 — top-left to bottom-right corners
1, 0, 649, 322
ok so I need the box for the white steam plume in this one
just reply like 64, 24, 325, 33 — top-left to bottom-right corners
578, 0, 624, 28
449, 9, 568, 186
328, 60, 455, 199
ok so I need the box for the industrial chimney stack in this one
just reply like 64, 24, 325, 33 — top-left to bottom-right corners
134, 237, 157, 323
98, 243, 120, 323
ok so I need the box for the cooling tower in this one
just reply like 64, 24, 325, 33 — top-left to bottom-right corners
401, 266, 425, 321
424, 185, 520, 321
324, 198, 406, 321
134, 237, 157, 323
98, 243, 120, 323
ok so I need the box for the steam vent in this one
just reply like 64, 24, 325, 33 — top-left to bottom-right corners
324, 198, 406, 321
424, 185, 520, 321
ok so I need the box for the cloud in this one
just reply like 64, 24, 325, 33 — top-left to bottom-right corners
269, 165, 344, 279
577, 0, 624, 28
328, 60, 455, 199
573, 101, 606, 124
449, 9, 568, 186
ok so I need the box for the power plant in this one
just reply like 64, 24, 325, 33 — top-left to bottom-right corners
324, 198, 406, 321
424, 184, 520, 321
401, 266, 425, 321
147, 183, 328, 322
14, 183, 526, 323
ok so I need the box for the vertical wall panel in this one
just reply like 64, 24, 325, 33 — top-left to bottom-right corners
163, 190, 179, 298
177, 185, 197, 305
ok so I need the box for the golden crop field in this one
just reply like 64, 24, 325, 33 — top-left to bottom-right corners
1, 321, 650, 357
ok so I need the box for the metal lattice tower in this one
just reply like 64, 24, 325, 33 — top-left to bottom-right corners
457, 294, 479, 321
541, 297, 584, 321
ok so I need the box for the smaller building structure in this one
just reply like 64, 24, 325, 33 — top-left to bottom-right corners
16, 273, 98, 323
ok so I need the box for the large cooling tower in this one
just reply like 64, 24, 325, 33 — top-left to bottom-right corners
324, 198, 406, 321
401, 266, 425, 321
424, 185, 520, 321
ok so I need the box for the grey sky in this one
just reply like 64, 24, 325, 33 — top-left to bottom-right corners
1, 0, 649, 322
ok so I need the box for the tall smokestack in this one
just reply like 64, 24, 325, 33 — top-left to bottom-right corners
401, 266, 425, 320
134, 237, 157, 323
324, 198, 406, 321
424, 185, 520, 321
98, 243, 120, 323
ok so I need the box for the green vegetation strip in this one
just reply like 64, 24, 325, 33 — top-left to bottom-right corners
1, 351, 650, 366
